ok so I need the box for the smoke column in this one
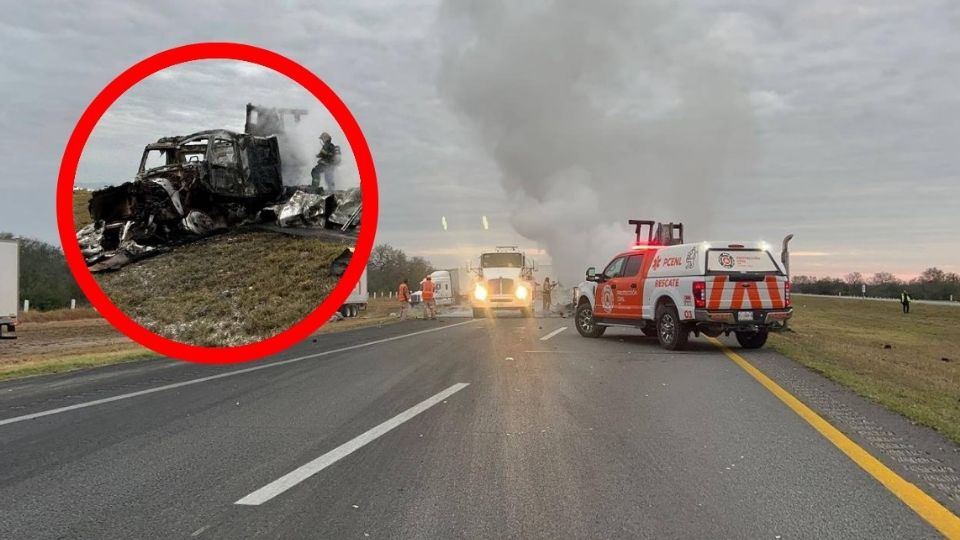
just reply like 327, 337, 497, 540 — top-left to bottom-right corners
437, 0, 754, 283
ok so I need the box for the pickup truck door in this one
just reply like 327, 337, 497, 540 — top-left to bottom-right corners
612, 254, 645, 319
595, 256, 625, 318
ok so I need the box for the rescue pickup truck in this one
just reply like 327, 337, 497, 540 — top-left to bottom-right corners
574, 220, 792, 350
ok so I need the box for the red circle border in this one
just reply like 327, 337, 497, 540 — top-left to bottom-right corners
56, 42, 379, 364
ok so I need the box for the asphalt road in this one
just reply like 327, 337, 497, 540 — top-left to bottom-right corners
0, 316, 957, 539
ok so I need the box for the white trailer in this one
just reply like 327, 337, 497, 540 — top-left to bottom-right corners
430, 268, 475, 306
0, 239, 18, 339
339, 266, 368, 318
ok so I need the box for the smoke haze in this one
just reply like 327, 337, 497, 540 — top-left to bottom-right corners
438, 0, 754, 283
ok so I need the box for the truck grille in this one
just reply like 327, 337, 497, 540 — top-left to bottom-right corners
487, 278, 514, 295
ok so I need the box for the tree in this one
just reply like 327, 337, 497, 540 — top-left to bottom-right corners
844, 272, 864, 286
367, 244, 434, 295
1, 232, 85, 311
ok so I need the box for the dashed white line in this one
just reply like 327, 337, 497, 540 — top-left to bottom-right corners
235, 382, 470, 506
539, 326, 568, 341
0, 320, 479, 428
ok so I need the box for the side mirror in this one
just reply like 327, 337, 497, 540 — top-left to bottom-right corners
585, 266, 595, 277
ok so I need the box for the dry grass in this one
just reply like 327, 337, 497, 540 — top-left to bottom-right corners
74, 189, 93, 230
0, 349, 156, 381
95, 230, 351, 346
19, 307, 100, 323
769, 295, 960, 443
315, 297, 404, 334
73, 187, 354, 347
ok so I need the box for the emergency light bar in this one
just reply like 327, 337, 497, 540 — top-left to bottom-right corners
628, 220, 684, 246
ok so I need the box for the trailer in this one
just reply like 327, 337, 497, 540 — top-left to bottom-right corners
0, 239, 18, 339
339, 266, 368, 318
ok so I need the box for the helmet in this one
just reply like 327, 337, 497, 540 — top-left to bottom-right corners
319, 132, 332, 142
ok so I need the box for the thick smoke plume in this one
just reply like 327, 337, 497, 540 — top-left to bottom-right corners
438, 0, 754, 283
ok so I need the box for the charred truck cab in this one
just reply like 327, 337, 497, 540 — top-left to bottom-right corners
574, 220, 793, 350
80, 130, 283, 271
471, 247, 536, 318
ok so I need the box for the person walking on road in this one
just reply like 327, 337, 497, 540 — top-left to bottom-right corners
901, 290, 911, 314
398, 278, 411, 320
542, 277, 554, 312
421, 275, 437, 320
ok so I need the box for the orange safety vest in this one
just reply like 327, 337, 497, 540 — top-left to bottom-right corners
422, 279, 435, 300
398, 283, 410, 302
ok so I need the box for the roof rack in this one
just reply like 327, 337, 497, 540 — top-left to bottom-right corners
628, 220, 684, 246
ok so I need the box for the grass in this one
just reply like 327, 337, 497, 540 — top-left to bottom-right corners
0, 349, 157, 381
19, 307, 100, 323
768, 295, 960, 444
315, 297, 404, 334
74, 189, 93, 230
95, 231, 351, 346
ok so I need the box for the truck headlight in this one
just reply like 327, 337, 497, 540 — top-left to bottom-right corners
473, 284, 488, 301
515, 285, 529, 300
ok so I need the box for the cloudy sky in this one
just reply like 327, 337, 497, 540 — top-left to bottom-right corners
1, 0, 958, 281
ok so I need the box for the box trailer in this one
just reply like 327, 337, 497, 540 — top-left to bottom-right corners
339, 267, 368, 318
430, 268, 475, 306
0, 239, 18, 339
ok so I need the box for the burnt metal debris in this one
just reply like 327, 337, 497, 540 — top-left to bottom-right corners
79, 124, 359, 272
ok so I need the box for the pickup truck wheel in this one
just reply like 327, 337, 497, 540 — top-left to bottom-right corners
656, 303, 689, 350
575, 303, 606, 338
735, 328, 769, 349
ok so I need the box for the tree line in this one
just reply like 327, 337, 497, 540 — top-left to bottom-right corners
1, 233, 86, 311
791, 267, 960, 301
367, 244, 434, 295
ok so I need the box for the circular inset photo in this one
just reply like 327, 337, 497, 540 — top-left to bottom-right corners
70, 55, 372, 350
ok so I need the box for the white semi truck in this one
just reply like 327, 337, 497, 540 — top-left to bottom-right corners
0, 239, 18, 339
470, 247, 536, 318
429, 267, 475, 306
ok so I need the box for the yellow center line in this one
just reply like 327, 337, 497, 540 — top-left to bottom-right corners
708, 338, 960, 539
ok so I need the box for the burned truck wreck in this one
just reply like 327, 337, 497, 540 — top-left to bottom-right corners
78, 129, 360, 272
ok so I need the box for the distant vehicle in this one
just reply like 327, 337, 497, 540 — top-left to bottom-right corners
470, 247, 536, 318
0, 239, 18, 339
429, 268, 475, 306
340, 266, 368, 318
574, 220, 793, 350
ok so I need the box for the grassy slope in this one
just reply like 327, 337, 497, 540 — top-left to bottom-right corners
769, 295, 960, 443
76, 189, 354, 346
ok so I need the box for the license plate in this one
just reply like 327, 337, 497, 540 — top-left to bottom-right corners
738, 311, 754, 321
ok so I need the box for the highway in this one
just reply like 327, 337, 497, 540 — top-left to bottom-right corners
1, 316, 959, 539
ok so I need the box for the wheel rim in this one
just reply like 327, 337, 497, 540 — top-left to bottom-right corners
578, 307, 594, 332
660, 313, 675, 342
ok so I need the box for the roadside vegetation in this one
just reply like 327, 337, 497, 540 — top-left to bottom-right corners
792, 269, 959, 301
769, 295, 960, 444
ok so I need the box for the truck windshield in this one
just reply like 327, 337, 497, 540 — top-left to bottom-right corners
481, 253, 523, 268
706, 249, 781, 274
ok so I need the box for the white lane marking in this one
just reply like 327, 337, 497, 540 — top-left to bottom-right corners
0, 320, 479, 428
235, 383, 470, 506
539, 326, 567, 341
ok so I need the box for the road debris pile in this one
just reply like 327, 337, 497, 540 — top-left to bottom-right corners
78, 128, 359, 272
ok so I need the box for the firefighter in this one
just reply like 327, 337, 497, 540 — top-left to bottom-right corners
901, 290, 911, 314
542, 277, 554, 312
421, 275, 437, 320
310, 132, 340, 191
398, 278, 411, 320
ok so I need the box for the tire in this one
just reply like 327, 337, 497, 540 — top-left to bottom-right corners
575, 303, 606, 338
736, 328, 769, 349
472, 308, 485, 318
350, 305, 359, 318
339, 305, 350, 317
656, 302, 689, 350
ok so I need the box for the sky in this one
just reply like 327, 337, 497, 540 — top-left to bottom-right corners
1, 0, 958, 282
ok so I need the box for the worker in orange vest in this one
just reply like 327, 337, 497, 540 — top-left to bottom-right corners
421, 275, 437, 320
398, 278, 411, 320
